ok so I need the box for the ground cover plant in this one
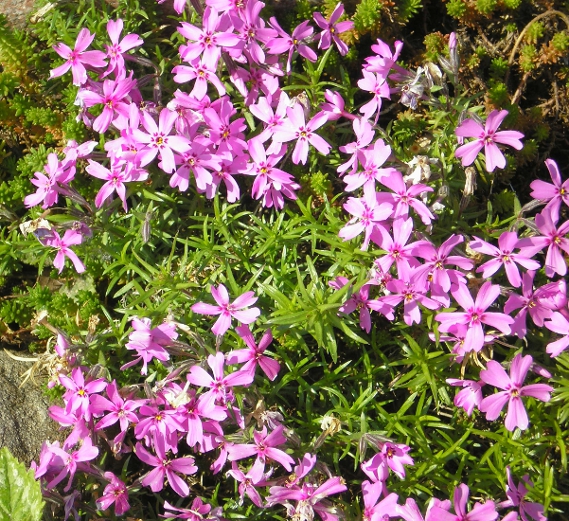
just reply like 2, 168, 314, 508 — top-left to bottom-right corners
0, 0, 569, 519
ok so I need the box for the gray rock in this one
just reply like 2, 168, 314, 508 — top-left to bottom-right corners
0, 348, 62, 467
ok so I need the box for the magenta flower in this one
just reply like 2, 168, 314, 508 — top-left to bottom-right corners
500, 467, 546, 521
338, 117, 375, 174
455, 110, 524, 172
530, 158, 569, 220
227, 325, 280, 381
162, 497, 221, 520
135, 437, 197, 497
24, 153, 73, 209
469, 231, 540, 288
58, 367, 107, 421
361, 481, 399, 521
172, 50, 227, 99
50, 28, 107, 86
121, 317, 177, 375
544, 311, 569, 357
191, 284, 261, 336
357, 71, 391, 123
103, 18, 143, 77
272, 103, 331, 165
435, 281, 514, 353
226, 462, 265, 507
77, 76, 136, 133
266, 19, 317, 74
86, 157, 148, 211
90, 380, 146, 432
446, 378, 483, 416
96, 471, 130, 515
361, 442, 414, 482
228, 425, 295, 481
187, 352, 254, 405
517, 206, 569, 277
46, 436, 100, 492
313, 3, 354, 56
479, 353, 553, 431
428, 483, 498, 521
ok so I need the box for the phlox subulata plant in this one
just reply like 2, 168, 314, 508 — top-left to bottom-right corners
11, 0, 569, 519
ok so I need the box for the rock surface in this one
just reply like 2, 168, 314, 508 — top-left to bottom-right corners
0, 348, 61, 466
0, 0, 36, 30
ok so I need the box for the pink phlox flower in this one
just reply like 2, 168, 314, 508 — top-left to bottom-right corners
446, 378, 484, 416
48, 405, 89, 450
86, 156, 147, 211
433, 323, 495, 363
135, 437, 197, 497
171, 138, 219, 192
329, 277, 376, 333
50, 28, 107, 86
544, 311, 569, 357
435, 281, 513, 353
428, 483, 498, 521
396, 497, 427, 521
230, 0, 277, 65
172, 48, 227, 99
411, 234, 474, 296
317, 89, 352, 122
377, 169, 435, 225
272, 102, 330, 164
131, 109, 191, 173
372, 217, 422, 276
357, 70, 391, 123
504, 271, 565, 337
226, 462, 265, 507
187, 352, 254, 406
58, 366, 107, 422
191, 283, 261, 336
158, 0, 189, 15
178, 6, 241, 65
364, 38, 404, 78
103, 18, 143, 77
338, 117, 375, 175
228, 425, 295, 482
41, 230, 85, 273
230, 59, 281, 106
245, 139, 296, 207
479, 353, 553, 431
134, 403, 185, 454
162, 497, 222, 520
166, 89, 205, 135
121, 317, 177, 375
207, 152, 247, 202
90, 380, 146, 432
469, 232, 540, 288
227, 324, 280, 381
455, 109, 524, 172
266, 18, 317, 74
517, 206, 569, 277
361, 480, 399, 521
530, 158, 569, 221
25, 153, 70, 209
499, 467, 546, 521
77, 75, 137, 133
203, 100, 247, 154
338, 189, 393, 251
173, 386, 227, 448
267, 471, 347, 521
343, 139, 398, 197
96, 471, 130, 515
361, 442, 414, 482
46, 436, 100, 492
249, 91, 290, 145
313, 3, 354, 56
373, 265, 441, 326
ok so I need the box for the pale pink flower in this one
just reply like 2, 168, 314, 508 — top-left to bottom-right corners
446, 378, 483, 416
455, 110, 524, 172
544, 311, 569, 357
428, 483, 498, 521
42, 229, 86, 274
